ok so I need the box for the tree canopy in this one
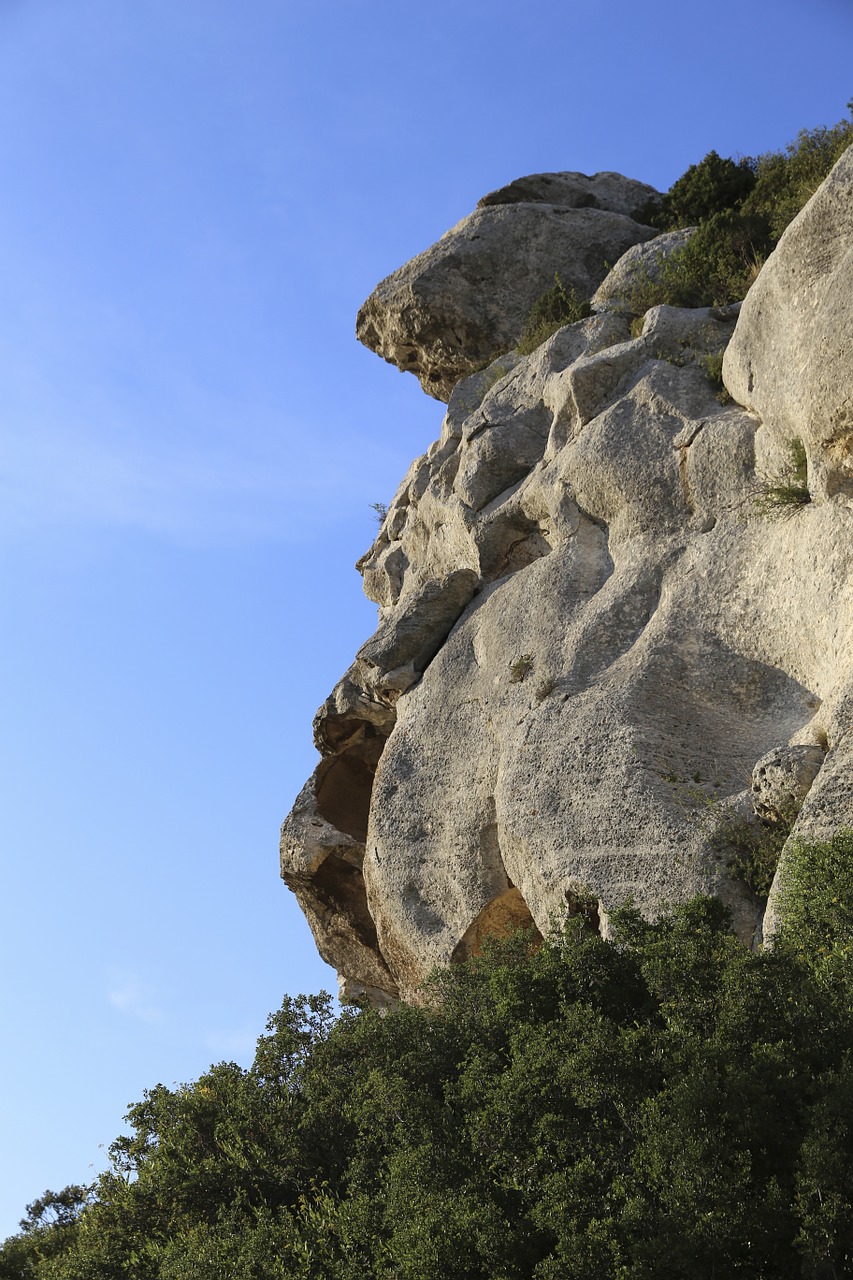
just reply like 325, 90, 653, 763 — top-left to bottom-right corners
3, 833, 853, 1278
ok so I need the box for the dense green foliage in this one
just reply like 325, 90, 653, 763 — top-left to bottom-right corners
4, 834, 853, 1278
625, 101, 853, 312
639, 149, 757, 230
518, 102, 853, 352
777, 830, 853, 990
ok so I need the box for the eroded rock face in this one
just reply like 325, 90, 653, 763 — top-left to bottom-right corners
591, 227, 697, 315
477, 170, 659, 217
356, 172, 660, 401
751, 746, 826, 825
723, 144, 853, 500
283, 161, 853, 1004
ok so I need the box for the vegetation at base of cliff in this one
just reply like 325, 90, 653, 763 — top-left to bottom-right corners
628, 100, 853, 312
4, 834, 853, 1279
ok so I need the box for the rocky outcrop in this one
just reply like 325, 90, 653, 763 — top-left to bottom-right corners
750, 745, 826, 825
723, 145, 853, 500
591, 227, 697, 314
356, 172, 659, 400
283, 156, 853, 1004
476, 171, 659, 217
721, 143, 853, 939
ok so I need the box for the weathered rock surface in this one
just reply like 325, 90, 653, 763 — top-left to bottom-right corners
750, 745, 826, 825
721, 142, 853, 940
356, 172, 660, 401
723, 144, 853, 500
477, 171, 659, 217
592, 227, 697, 314
283, 159, 853, 1003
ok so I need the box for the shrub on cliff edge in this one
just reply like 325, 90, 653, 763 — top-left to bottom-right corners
628, 101, 853, 313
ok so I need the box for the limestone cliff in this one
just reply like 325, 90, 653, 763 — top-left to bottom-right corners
282, 154, 853, 1005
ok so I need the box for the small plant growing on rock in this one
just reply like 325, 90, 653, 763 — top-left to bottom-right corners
699, 349, 731, 404
754, 437, 810, 517
516, 274, 591, 355
479, 357, 514, 391
714, 811, 793, 899
535, 675, 557, 701
508, 653, 534, 683
369, 501, 389, 524
671, 776, 793, 899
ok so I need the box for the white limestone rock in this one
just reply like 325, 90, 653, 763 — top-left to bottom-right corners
592, 227, 697, 315
283, 158, 853, 1003
751, 745, 826, 824
723, 144, 853, 500
356, 174, 659, 401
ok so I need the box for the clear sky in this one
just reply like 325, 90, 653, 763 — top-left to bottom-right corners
1, 0, 851, 1241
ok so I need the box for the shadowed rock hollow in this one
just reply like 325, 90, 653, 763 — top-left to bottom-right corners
282, 153, 853, 1005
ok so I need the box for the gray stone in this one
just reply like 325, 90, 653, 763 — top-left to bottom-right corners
356, 185, 658, 401
750, 744, 826, 824
477, 170, 659, 219
723, 144, 853, 500
592, 228, 697, 315
280, 770, 399, 997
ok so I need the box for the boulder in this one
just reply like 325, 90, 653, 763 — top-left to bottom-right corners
750, 745, 826, 825
356, 173, 660, 401
477, 170, 659, 218
723, 144, 853, 500
285, 303, 853, 1001
592, 227, 697, 315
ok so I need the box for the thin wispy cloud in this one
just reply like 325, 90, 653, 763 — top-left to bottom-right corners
0, 409, 410, 548
107, 970, 163, 1024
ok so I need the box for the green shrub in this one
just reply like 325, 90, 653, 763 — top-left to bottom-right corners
9, 875, 853, 1278
677, 780, 791, 899
745, 106, 853, 240
754, 437, 810, 517
9, 887, 853, 1278
698, 348, 732, 404
624, 210, 771, 314
516, 274, 591, 355
776, 829, 853, 987
657, 149, 757, 230
717, 812, 791, 899
628, 103, 853, 318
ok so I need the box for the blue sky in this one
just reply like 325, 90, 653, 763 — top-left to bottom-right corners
1, 0, 851, 1240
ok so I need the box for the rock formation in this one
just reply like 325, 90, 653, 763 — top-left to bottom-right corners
282, 153, 853, 1004
590, 227, 696, 314
356, 171, 659, 400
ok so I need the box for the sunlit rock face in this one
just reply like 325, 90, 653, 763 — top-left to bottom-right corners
355, 170, 659, 401
282, 156, 853, 1004
724, 145, 853, 503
